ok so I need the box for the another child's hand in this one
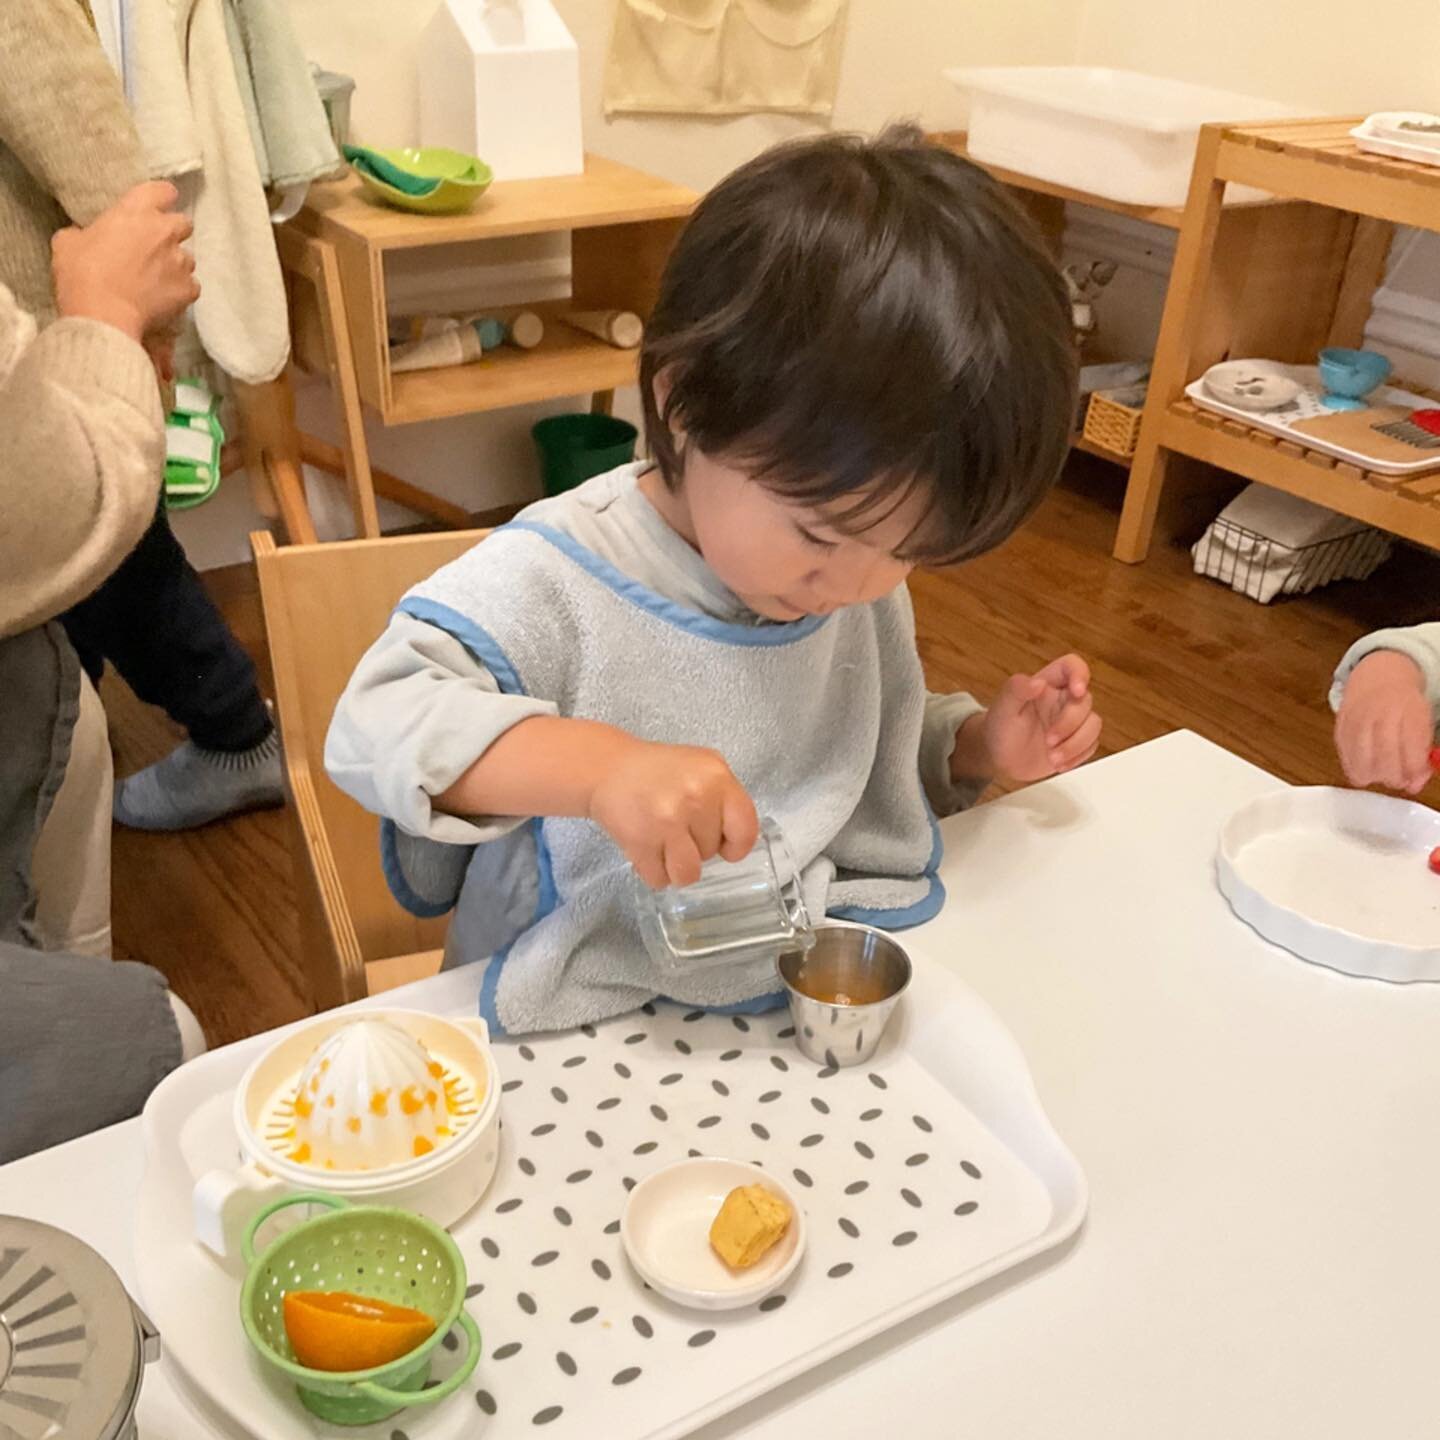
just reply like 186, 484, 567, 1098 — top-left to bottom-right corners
980, 654, 1101, 783
589, 740, 760, 889
52, 180, 199, 344
1334, 650, 1434, 794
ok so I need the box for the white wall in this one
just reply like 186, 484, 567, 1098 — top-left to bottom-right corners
174, 0, 1081, 567
1074, 0, 1440, 115
175, 0, 1440, 567
1059, 0, 1440, 391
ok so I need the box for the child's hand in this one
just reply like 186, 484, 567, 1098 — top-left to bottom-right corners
980, 654, 1101, 784
52, 180, 199, 344
589, 740, 760, 889
1335, 650, 1434, 794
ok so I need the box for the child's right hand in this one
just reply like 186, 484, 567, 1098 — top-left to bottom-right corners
52, 180, 199, 344
1334, 649, 1434, 794
589, 740, 759, 890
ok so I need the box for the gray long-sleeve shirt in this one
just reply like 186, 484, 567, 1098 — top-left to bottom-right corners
326, 464, 985, 842
1329, 622, 1440, 720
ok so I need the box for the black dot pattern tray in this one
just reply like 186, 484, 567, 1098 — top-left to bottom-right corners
390, 1001, 1054, 1440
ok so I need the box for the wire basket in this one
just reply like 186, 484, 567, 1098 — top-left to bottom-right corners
1192, 515, 1392, 603
1083, 384, 1147, 458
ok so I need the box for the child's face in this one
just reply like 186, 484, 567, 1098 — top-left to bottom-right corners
681, 448, 918, 621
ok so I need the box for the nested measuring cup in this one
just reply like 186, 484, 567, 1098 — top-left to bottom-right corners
635, 817, 814, 974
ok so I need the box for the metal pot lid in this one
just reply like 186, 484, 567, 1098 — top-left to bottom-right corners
0, 1215, 155, 1440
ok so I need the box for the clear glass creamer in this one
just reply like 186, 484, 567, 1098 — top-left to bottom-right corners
634, 818, 814, 976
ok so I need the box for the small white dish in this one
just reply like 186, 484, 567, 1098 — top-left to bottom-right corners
1217, 787, 1440, 982
1201, 359, 1301, 413
621, 1157, 806, 1311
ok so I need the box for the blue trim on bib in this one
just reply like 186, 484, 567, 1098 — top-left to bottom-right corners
379, 818, 456, 919
829, 872, 946, 930
389, 600, 561, 1036
505, 521, 831, 647
690, 990, 789, 1016
396, 596, 528, 692
827, 788, 946, 930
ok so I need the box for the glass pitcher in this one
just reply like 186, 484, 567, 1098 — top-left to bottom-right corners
634, 818, 813, 975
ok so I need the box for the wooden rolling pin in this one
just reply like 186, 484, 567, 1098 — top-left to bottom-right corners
564, 309, 643, 349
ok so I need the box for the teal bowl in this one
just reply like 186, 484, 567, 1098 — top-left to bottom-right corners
1318, 347, 1391, 411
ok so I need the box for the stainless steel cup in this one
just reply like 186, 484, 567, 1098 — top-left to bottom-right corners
777, 920, 912, 1068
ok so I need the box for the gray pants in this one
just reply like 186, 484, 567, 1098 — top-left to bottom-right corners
0, 943, 180, 1163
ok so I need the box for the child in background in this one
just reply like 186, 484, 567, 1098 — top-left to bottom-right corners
327, 127, 1100, 1035
1331, 623, 1439, 794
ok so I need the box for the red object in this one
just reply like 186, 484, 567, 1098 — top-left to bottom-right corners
1430, 746, 1440, 771
1430, 846, 1440, 876
1412, 410, 1440, 438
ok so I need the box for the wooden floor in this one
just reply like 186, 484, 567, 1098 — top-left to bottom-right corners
104, 458, 1439, 1048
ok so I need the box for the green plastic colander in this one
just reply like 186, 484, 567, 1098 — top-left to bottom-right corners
240, 1193, 481, 1426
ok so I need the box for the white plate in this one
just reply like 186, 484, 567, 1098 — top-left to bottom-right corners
622, 1158, 806, 1310
1217, 787, 1440, 982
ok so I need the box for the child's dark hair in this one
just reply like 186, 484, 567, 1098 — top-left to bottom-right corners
639, 125, 1077, 565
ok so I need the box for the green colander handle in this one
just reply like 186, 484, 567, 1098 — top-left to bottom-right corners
355, 1310, 481, 1407
241, 1191, 349, 1268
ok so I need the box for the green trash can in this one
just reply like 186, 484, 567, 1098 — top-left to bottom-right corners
532, 413, 638, 496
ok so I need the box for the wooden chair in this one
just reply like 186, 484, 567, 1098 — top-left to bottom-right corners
251, 527, 487, 1008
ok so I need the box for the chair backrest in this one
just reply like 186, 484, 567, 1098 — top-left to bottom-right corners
253, 529, 485, 997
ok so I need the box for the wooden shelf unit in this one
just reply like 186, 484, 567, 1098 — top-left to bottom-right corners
932, 131, 1293, 477
386, 299, 649, 425
256, 155, 696, 540
293, 157, 695, 430
1116, 117, 1440, 562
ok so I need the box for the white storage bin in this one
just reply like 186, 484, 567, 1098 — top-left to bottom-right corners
420, 0, 584, 181
943, 67, 1302, 208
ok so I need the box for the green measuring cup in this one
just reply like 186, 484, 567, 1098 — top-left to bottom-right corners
240, 1192, 481, 1425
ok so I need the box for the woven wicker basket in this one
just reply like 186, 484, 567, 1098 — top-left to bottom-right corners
1083, 384, 1147, 459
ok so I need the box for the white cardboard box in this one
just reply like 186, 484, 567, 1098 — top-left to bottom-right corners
420, 0, 584, 181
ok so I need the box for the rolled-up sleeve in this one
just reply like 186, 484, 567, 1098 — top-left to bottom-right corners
325, 614, 557, 843
920, 690, 987, 817
1329, 622, 1440, 721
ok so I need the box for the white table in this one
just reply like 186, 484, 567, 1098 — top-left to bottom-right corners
4, 731, 1439, 1438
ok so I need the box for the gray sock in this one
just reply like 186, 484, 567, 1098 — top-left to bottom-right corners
113, 732, 284, 831
387, 827, 473, 915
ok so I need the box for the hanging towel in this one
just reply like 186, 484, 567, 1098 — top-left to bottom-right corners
124, 0, 289, 383
122, 0, 203, 179
226, 0, 342, 190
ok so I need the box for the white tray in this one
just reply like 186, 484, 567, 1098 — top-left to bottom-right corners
1185, 365, 1440, 475
1217, 787, 1440, 982
1350, 121, 1440, 168
136, 951, 1086, 1440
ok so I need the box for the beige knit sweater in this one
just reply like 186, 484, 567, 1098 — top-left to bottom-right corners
0, 0, 148, 322
0, 0, 167, 636
0, 285, 164, 638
